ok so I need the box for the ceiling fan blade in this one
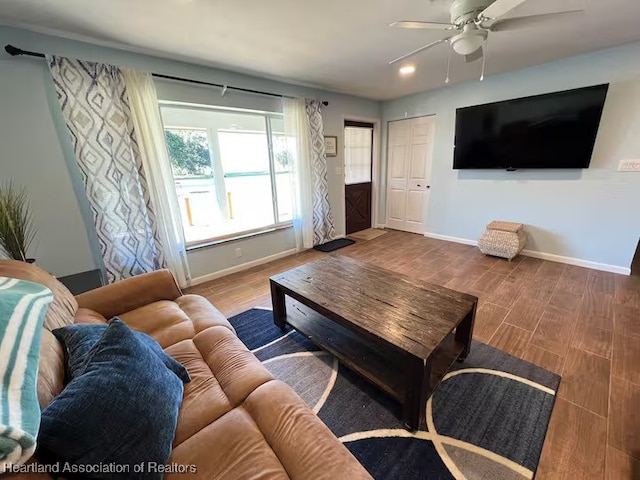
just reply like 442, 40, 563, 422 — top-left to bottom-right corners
465, 47, 484, 63
479, 0, 528, 21
389, 21, 458, 30
489, 10, 584, 31
389, 38, 449, 65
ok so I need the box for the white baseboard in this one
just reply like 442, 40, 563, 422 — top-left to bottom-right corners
424, 232, 478, 246
520, 250, 630, 275
424, 232, 630, 275
190, 248, 298, 286
376, 224, 386, 229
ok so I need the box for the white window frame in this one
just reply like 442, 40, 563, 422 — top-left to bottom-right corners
160, 103, 293, 249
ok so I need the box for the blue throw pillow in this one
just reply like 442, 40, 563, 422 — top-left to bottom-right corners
53, 319, 191, 383
38, 319, 185, 479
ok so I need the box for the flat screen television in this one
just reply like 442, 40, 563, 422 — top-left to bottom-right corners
453, 84, 609, 170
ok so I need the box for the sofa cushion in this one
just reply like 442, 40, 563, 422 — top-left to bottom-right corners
191, 326, 273, 407
176, 295, 235, 334
167, 408, 290, 480
53, 321, 191, 383
165, 326, 274, 447
38, 319, 185, 479
118, 295, 234, 349
74, 307, 108, 325
165, 339, 233, 447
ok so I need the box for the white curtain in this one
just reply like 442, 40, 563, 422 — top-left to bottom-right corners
283, 97, 336, 249
122, 70, 191, 288
283, 98, 314, 249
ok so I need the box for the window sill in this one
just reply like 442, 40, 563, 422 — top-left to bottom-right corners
186, 223, 293, 252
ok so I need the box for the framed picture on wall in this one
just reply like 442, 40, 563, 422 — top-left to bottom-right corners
324, 136, 338, 157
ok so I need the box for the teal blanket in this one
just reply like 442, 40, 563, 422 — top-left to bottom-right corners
0, 276, 53, 473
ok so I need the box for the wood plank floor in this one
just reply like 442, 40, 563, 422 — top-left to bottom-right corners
186, 230, 640, 479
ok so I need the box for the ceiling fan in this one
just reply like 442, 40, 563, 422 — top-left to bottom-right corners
389, 0, 583, 66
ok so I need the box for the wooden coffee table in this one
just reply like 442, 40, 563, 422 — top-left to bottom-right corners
270, 255, 477, 430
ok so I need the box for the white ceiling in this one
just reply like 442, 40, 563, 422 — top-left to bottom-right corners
1, 0, 639, 100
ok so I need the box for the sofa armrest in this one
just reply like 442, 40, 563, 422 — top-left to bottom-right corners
75, 269, 182, 319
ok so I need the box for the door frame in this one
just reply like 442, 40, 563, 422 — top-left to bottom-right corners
385, 114, 436, 234
341, 115, 382, 234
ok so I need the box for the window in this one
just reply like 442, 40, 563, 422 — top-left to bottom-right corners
160, 105, 294, 246
344, 126, 373, 184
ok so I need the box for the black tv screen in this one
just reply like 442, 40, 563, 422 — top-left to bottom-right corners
453, 84, 609, 170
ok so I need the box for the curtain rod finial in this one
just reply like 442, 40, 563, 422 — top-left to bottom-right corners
322, 101, 329, 107
4, 45, 21, 56
4, 44, 45, 58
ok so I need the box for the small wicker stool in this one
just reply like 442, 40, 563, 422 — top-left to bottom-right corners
478, 221, 527, 261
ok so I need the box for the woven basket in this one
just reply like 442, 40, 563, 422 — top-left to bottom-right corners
478, 226, 527, 261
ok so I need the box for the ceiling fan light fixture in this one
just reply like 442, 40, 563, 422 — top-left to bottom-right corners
450, 28, 487, 55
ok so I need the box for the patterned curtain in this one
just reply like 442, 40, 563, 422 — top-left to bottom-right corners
304, 99, 336, 245
47, 56, 166, 283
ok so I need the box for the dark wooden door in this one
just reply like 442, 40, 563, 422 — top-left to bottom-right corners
345, 182, 372, 235
345, 121, 374, 235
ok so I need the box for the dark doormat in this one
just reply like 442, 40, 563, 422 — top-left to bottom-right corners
313, 238, 356, 252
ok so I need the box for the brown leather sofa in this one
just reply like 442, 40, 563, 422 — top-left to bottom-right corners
0, 260, 372, 480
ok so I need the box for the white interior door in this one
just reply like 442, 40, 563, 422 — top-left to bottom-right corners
386, 116, 435, 234
386, 120, 410, 231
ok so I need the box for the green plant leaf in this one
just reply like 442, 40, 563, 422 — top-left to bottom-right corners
0, 181, 37, 261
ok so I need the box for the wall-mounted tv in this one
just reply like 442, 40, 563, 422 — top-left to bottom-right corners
453, 84, 609, 170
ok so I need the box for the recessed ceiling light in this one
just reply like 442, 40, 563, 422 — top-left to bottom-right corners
399, 65, 416, 76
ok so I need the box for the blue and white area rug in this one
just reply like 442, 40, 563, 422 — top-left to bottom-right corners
230, 309, 560, 480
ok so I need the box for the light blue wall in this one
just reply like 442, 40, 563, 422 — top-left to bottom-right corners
0, 57, 99, 276
0, 26, 381, 279
382, 42, 640, 269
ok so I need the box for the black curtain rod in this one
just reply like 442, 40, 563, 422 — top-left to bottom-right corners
4, 44, 329, 106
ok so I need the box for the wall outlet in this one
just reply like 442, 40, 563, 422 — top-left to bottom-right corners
335, 166, 342, 175
618, 159, 640, 172
235, 248, 242, 258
